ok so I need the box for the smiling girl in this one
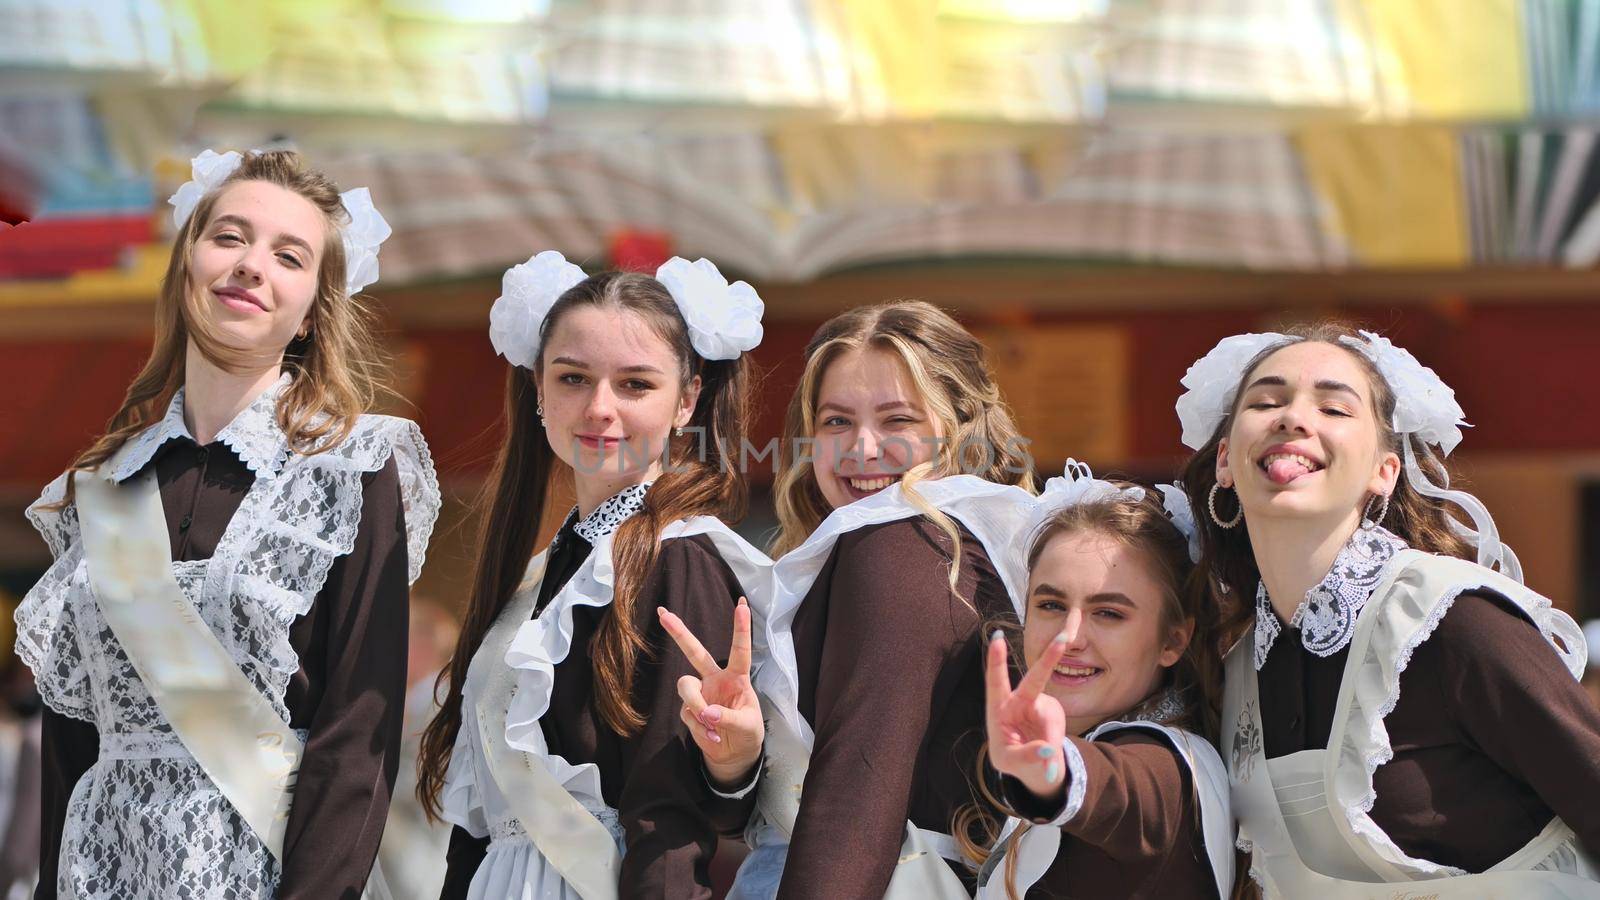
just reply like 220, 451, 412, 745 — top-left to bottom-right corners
18, 149, 440, 899
1181, 324, 1600, 896
416, 252, 772, 899
656, 300, 1036, 899
971, 465, 1234, 899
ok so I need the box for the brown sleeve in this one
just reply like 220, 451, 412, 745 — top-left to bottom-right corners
617, 535, 746, 900
1061, 731, 1196, 863
37, 709, 97, 900
1432, 591, 1600, 853
277, 458, 410, 900
777, 522, 976, 900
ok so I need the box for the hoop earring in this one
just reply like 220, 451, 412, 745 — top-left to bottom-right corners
1208, 483, 1243, 529
1361, 492, 1391, 530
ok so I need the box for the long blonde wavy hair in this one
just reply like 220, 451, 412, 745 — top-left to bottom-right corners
61, 150, 385, 489
770, 301, 1036, 580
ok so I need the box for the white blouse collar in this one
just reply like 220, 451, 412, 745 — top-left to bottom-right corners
569, 481, 652, 545
105, 373, 293, 482
1253, 525, 1407, 670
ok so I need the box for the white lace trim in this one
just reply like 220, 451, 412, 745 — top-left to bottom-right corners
1253, 526, 1406, 670
570, 481, 651, 545
105, 373, 293, 481
1330, 551, 1586, 878
15, 405, 441, 899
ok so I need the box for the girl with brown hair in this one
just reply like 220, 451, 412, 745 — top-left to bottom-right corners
971, 463, 1234, 899
657, 300, 1036, 898
18, 149, 440, 899
416, 252, 772, 899
1180, 324, 1600, 896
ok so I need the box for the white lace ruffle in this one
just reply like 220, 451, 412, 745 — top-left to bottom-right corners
440, 714, 489, 837
759, 475, 1035, 747
1254, 526, 1405, 669
1328, 550, 1586, 879
502, 531, 619, 776
15, 403, 441, 900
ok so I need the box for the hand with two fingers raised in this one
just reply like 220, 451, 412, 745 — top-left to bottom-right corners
656, 597, 765, 791
985, 627, 1073, 802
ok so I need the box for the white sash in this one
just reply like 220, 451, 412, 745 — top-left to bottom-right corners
975, 721, 1235, 899
1223, 551, 1600, 898
754, 475, 1034, 900
473, 550, 623, 900
75, 469, 392, 897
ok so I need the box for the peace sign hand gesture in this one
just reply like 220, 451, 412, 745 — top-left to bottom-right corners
985, 629, 1071, 801
656, 598, 765, 790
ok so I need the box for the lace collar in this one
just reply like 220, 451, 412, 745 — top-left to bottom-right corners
561, 481, 653, 546
1253, 525, 1407, 670
105, 374, 293, 482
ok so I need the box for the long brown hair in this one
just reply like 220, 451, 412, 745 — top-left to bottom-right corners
954, 483, 1221, 895
417, 270, 751, 821
1180, 322, 1475, 650
61, 150, 383, 490
770, 300, 1035, 562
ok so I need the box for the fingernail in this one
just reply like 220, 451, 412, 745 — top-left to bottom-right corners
703, 708, 721, 725
708, 731, 721, 743
738, 597, 748, 607
1053, 631, 1069, 644
1045, 762, 1060, 784
990, 629, 1003, 643
1036, 746, 1053, 759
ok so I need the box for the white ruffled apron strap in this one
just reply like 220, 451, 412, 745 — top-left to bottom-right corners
473, 551, 621, 900
76, 469, 301, 860
1226, 562, 1600, 898
1088, 720, 1238, 898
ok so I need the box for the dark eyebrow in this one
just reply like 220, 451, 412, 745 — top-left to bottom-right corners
1031, 583, 1067, 599
1086, 592, 1136, 608
549, 356, 588, 368
1243, 375, 1287, 392
1314, 379, 1362, 402
618, 365, 665, 375
210, 214, 315, 256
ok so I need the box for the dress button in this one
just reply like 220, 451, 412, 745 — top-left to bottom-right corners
179, 514, 193, 531
197, 446, 209, 463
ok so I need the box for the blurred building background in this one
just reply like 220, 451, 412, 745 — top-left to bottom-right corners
4, 6, 1600, 884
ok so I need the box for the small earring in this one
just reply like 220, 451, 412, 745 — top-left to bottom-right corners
674, 426, 683, 437
536, 401, 544, 425
1208, 482, 1243, 529
1361, 492, 1391, 530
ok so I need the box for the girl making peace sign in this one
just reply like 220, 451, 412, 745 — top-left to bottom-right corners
972, 465, 1235, 900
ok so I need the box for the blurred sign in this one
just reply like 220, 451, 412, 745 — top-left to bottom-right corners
975, 323, 1128, 466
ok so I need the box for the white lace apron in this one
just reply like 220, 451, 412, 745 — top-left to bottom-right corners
440, 516, 773, 900
1223, 550, 1600, 898
16, 395, 440, 900
733, 475, 1034, 900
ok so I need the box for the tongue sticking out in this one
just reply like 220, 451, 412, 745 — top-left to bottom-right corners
1267, 458, 1313, 485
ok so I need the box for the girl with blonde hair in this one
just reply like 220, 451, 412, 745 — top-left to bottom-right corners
657, 300, 1035, 898
18, 149, 440, 899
